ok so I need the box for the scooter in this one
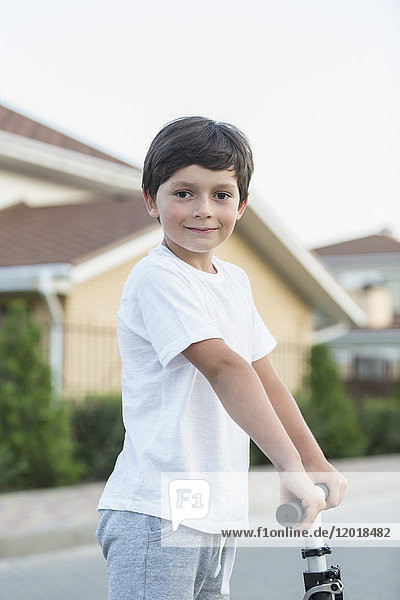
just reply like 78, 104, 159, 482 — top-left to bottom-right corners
276, 484, 344, 600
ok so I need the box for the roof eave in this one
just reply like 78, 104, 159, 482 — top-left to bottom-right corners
238, 191, 368, 327
0, 227, 163, 291
0, 130, 142, 194
0, 263, 71, 294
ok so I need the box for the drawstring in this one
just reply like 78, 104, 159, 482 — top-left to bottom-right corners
213, 535, 237, 595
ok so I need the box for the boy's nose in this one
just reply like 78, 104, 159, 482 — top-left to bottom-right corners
192, 195, 214, 218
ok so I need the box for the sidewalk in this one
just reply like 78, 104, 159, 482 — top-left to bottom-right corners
1, 455, 399, 559
0, 482, 104, 559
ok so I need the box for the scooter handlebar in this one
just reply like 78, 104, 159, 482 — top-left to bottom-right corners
275, 483, 329, 527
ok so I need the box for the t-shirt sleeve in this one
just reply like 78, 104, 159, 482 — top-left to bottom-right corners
121, 264, 224, 370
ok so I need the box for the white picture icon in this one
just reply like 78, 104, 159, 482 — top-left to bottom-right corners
168, 479, 211, 530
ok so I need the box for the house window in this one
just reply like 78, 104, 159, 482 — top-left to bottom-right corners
353, 356, 390, 380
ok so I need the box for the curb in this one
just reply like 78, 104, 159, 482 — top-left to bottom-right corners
0, 520, 98, 560
0, 481, 104, 560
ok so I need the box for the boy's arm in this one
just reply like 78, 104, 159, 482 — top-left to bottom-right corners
251, 354, 347, 508
182, 338, 327, 524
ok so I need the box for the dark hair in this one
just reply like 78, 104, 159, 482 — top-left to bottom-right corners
142, 116, 254, 215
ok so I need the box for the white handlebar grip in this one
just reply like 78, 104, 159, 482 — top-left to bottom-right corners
275, 483, 329, 527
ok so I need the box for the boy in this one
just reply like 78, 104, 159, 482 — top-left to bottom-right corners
96, 116, 347, 599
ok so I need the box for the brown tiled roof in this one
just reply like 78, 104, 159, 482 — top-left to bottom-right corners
0, 104, 135, 168
313, 234, 400, 256
0, 195, 156, 267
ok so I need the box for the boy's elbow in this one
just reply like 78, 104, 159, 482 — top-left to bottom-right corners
181, 338, 246, 381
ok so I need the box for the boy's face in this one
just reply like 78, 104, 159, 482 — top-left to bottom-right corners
143, 165, 247, 272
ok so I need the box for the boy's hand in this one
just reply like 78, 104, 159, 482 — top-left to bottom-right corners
304, 458, 348, 510
278, 469, 326, 529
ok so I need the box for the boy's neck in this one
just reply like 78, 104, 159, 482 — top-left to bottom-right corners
161, 238, 217, 274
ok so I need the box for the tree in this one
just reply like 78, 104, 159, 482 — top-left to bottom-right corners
0, 299, 82, 490
300, 344, 366, 459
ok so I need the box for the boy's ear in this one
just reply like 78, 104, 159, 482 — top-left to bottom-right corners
142, 188, 159, 219
236, 195, 249, 220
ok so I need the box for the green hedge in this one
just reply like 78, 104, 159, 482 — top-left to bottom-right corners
357, 397, 400, 455
298, 344, 367, 459
0, 300, 83, 491
61, 375, 400, 476
250, 345, 400, 467
68, 393, 125, 482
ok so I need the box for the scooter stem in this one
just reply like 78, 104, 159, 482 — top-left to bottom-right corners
276, 483, 344, 599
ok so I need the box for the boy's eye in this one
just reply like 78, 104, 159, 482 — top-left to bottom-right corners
174, 191, 231, 200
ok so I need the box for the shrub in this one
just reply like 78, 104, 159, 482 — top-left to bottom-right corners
0, 299, 83, 491
298, 344, 367, 459
357, 397, 400, 455
68, 393, 124, 481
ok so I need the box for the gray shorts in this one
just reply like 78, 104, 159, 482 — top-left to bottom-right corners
96, 509, 235, 600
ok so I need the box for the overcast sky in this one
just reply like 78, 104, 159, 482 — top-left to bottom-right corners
1, 0, 399, 249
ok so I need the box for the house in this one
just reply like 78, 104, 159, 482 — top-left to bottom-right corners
0, 104, 366, 397
313, 232, 400, 396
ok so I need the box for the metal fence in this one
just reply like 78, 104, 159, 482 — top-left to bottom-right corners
336, 352, 400, 400
268, 343, 310, 394
36, 321, 400, 400
62, 322, 122, 397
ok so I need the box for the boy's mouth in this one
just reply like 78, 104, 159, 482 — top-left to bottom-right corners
185, 227, 217, 233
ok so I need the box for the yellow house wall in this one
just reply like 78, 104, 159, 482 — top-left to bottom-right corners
63, 255, 145, 397
65, 259, 139, 327
215, 232, 312, 392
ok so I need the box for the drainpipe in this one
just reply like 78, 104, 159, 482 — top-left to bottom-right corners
37, 271, 64, 396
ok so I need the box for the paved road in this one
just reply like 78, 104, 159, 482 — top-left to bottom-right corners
0, 545, 106, 600
1, 456, 399, 598
1, 541, 399, 599
233, 546, 400, 599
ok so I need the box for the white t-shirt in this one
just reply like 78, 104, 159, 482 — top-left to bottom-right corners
98, 244, 277, 532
